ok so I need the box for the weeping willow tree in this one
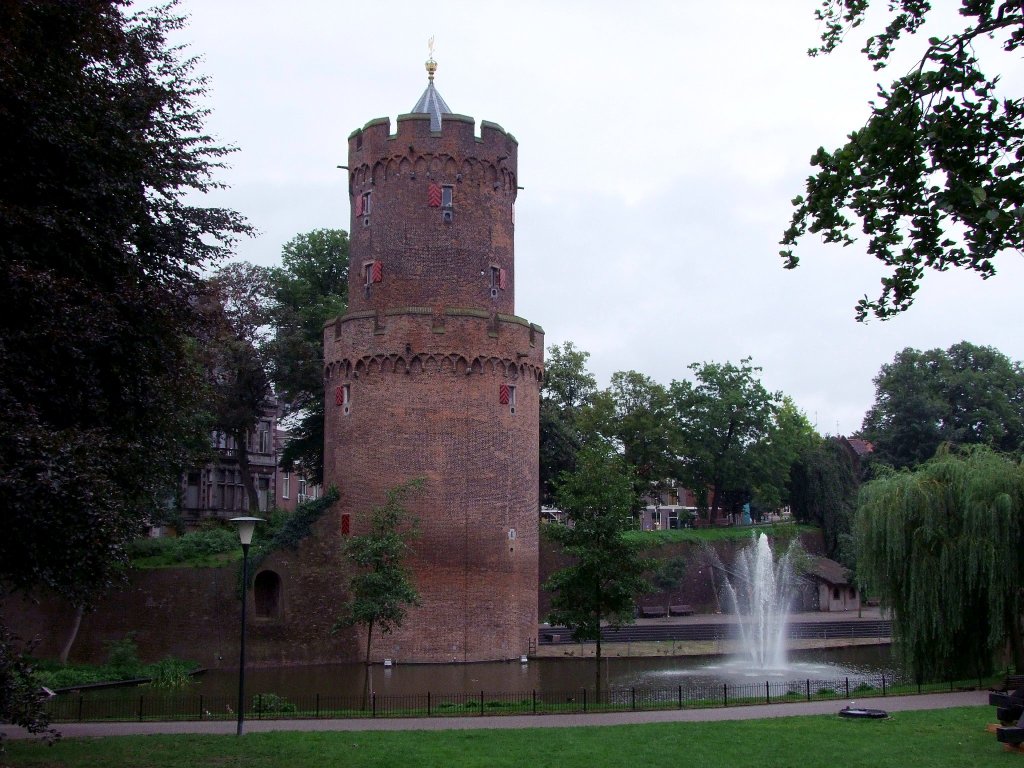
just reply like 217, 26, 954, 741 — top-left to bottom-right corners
856, 446, 1024, 681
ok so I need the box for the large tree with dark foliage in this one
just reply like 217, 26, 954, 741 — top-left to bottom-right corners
862, 341, 1024, 469
781, 1, 1024, 320
268, 229, 349, 485
0, 0, 246, 730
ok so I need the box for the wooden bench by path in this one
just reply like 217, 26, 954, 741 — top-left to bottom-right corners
639, 606, 667, 618
669, 605, 694, 616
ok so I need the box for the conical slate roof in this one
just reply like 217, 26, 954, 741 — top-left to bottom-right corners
412, 58, 451, 131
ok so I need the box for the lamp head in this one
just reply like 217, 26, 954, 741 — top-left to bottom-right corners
230, 516, 264, 546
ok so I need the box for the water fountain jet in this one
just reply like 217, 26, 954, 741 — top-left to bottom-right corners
718, 533, 796, 674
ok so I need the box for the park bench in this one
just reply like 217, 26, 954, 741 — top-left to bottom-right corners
669, 605, 694, 616
990, 676, 1024, 747
639, 606, 668, 618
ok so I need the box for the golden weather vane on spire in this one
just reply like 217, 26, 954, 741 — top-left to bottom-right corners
425, 35, 438, 81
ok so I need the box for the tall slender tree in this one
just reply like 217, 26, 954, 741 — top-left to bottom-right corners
790, 437, 861, 560
204, 263, 274, 514
544, 446, 652, 698
335, 479, 422, 705
268, 229, 349, 484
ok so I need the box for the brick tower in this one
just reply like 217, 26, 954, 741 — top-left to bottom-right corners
323, 58, 544, 663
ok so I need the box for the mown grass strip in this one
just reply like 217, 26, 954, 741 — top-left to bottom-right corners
4, 707, 1001, 768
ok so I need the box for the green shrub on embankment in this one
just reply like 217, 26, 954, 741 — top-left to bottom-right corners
127, 527, 240, 568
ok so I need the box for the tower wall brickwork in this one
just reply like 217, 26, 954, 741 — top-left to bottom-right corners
323, 111, 543, 662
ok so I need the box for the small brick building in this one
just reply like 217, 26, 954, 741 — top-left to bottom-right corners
322, 59, 544, 662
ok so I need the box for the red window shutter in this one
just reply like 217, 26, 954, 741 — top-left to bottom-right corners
341, 513, 351, 536
427, 183, 442, 207
371, 261, 383, 283
499, 384, 510, 405
334, 386, 345, 406
355, 194, 364, 217
498, 268, 507, 290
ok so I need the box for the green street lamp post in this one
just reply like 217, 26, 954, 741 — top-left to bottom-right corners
230, 516, 263, 736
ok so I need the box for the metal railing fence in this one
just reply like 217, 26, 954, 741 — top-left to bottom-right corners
43, 672, 984, 723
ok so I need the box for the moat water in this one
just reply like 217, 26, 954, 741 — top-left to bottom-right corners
192, 645, 895, 699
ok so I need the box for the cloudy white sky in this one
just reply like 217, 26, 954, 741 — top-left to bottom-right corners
172, 0, 1024, 436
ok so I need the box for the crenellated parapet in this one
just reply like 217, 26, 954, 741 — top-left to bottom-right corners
348, 113, 518, 188
325, 352, 543, 385
324, 307, 545, 384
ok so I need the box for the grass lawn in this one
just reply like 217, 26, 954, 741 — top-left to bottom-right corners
2, 706, 1012, 768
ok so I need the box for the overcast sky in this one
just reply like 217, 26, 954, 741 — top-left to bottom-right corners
172, 0, 1024, 436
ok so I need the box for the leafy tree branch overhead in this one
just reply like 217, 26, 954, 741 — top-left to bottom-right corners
781, 0, 1024, 320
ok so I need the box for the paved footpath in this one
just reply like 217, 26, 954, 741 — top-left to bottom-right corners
0, 690, 989, 739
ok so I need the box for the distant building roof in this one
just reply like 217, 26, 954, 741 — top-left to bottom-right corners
845, 438, 875, 457
411, 56, 451, 131
805, 557, 852, 587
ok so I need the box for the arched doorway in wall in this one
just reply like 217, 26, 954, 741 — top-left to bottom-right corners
253, 570, 282, 619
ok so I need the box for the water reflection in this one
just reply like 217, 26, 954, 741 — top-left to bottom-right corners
195, 645, 895, 698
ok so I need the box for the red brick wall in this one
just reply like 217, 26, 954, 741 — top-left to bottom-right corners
2, 531, 824, 667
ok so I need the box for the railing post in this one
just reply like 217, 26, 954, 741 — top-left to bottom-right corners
372, 692, 376, 718
678, 685, 683, 709
881, 674, 886, 696
480, 690, 484, 716
427, 691, 431, 716
583, 687, 587, 713
532, 690, 537, 714
316, 693, 320, 719
138, 695, 144, 722
724, 683, 728, 707
766, 681, 770, 704
78, 695, 83, 722
845, 677, 849, 698
257, 693, 262, 720
806, 679, 810, 702
199, 694, 204, 720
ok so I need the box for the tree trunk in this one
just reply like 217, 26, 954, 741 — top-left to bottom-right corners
710, 475, 723, 524
234, 431, 260, 515
59, 604, 85, 665
594, 632, 602, 705
1008, 605, 1024, 673
364, 619, 374, 667
361, 619, 375, 711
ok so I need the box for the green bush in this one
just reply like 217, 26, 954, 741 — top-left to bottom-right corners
253, 693, 297, 713
170, 528, 236, 561
33, 667, 109, 689
125, 537, 171, 559
105, 636, 142, 678
147, 658, 194, 690
129, 527, 238, 567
